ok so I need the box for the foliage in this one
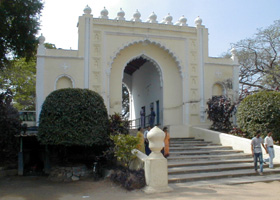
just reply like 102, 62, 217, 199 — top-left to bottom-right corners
206, 96, 236, 132
103, 113, 130, 166
122, 84, 129, 118
110, 134, 139, 167
38, 88, 109, 146
237, 91, 280, 141
0, 0, 43, 69
228, 126, 249, 138
231, 20, 280, 96
0, 89, 21, 163
0, 57, 36, 110
110, 167, 145, 190
109, 113, 130, 135
0, 43, 57, 110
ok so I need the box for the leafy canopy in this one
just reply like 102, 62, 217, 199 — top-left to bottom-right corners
0, 57, 36, 110
231, 20, 280, 96
0, 0, 43, 69
38, 88, 109, 146
237, 91, 280, 141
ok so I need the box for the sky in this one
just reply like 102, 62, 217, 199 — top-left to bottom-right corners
38, 0, 280, 57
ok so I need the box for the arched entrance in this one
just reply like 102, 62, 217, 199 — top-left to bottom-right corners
123, 56, 163, 128
109, 41, 183, 128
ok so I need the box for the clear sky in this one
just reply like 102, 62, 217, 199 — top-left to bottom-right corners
38, 0, 280, 57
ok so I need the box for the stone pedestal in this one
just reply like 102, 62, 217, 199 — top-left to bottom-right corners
143, 126, 173, 194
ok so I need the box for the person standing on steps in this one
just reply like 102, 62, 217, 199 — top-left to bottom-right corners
149, 107, 156, 128
251, 130, 266, 175
264, 130, 275, 169
144, 126, 151, 155
163, 127, 170, 158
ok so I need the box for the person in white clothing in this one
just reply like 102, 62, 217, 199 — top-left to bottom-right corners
264, 131, 275, 169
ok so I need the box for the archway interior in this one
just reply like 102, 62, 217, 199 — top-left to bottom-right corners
122, 56, 163, 128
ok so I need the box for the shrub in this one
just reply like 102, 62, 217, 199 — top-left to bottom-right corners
109, 113, 129, 135
103, 113, 130, 165
110, 167, 145, 190
38, 88, 109, 146
206, 96, 236, 132
237, 91, 280, 141
0, 89, 21, 163
110, 134, 139, 167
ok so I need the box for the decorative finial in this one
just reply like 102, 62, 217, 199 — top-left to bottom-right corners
146, 12, 157, 23
38, 33, 45, 45
83, 5, 92, 15
162, 13, 173, 25
195, 16, 202, 26
100, 7, 109, 19
131, 9, 141, 22
115, 8, 125, 20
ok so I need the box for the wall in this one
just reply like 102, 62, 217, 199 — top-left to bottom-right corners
190, 126, 280, 163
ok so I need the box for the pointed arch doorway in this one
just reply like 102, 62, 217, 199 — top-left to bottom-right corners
123, 56, 163, 128
109, 41, 183, 129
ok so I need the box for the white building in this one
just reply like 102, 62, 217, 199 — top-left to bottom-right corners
36, 6, 239, 137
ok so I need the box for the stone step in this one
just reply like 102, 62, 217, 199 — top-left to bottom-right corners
168, 158, 253, 167
167, 153, 252, 161
170, 139, 204, 142
170, 140, 211, 144
169, 149, 243, 156
170, 142, 218, 147
168, 163, 280, 175
170, 173, 280, 187
168, 167, 280, 183
170, 137, 196, 141
169, 146, 233, 151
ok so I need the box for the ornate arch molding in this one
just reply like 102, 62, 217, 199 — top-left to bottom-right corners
109, 39, 183, 78
122, 54, 164, 88
54, 74, 75, 90
212, 81, 227, 96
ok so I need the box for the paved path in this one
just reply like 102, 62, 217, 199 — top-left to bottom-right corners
0, 176, 280, 200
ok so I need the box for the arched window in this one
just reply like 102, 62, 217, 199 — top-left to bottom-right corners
55, 75, 74, 90
212, 83, 224, 96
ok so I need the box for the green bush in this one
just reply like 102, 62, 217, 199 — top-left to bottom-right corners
109, 113, 130, 135
38, 88, 109, 146
237, 91, 280, 141
110, 134, 139, 167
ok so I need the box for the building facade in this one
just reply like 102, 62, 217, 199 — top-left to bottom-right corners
36, 6, 239, 137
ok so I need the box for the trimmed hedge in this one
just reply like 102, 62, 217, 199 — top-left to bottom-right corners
38, 88, 109, 146
237, 91, 280, 141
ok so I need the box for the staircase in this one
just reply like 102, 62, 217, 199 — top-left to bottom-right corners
168, 137, 280, 186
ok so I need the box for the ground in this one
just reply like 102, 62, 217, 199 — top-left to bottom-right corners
0, 176, 280, 200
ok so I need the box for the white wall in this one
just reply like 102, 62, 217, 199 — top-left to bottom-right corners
132, 61, 163, 126
190, 126, 280, 163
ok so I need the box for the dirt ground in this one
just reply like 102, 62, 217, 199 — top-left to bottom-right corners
0, 176, 280, 200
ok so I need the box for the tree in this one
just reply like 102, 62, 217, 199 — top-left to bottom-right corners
237, 91, 280, 142
0, 89, 21, 163
0, 0, 43, 69
0, 57, 36, 110
0, 43, 56, 110
231, 20, 280, 97
122, 84, 129, 118
38, 88, 109, 146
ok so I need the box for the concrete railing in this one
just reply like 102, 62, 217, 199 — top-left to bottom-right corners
190, 126, 280, 163
132, 126, 173, 194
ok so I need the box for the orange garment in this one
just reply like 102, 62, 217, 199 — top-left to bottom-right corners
136, 131, 145, 153
164, 131, 170, 157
